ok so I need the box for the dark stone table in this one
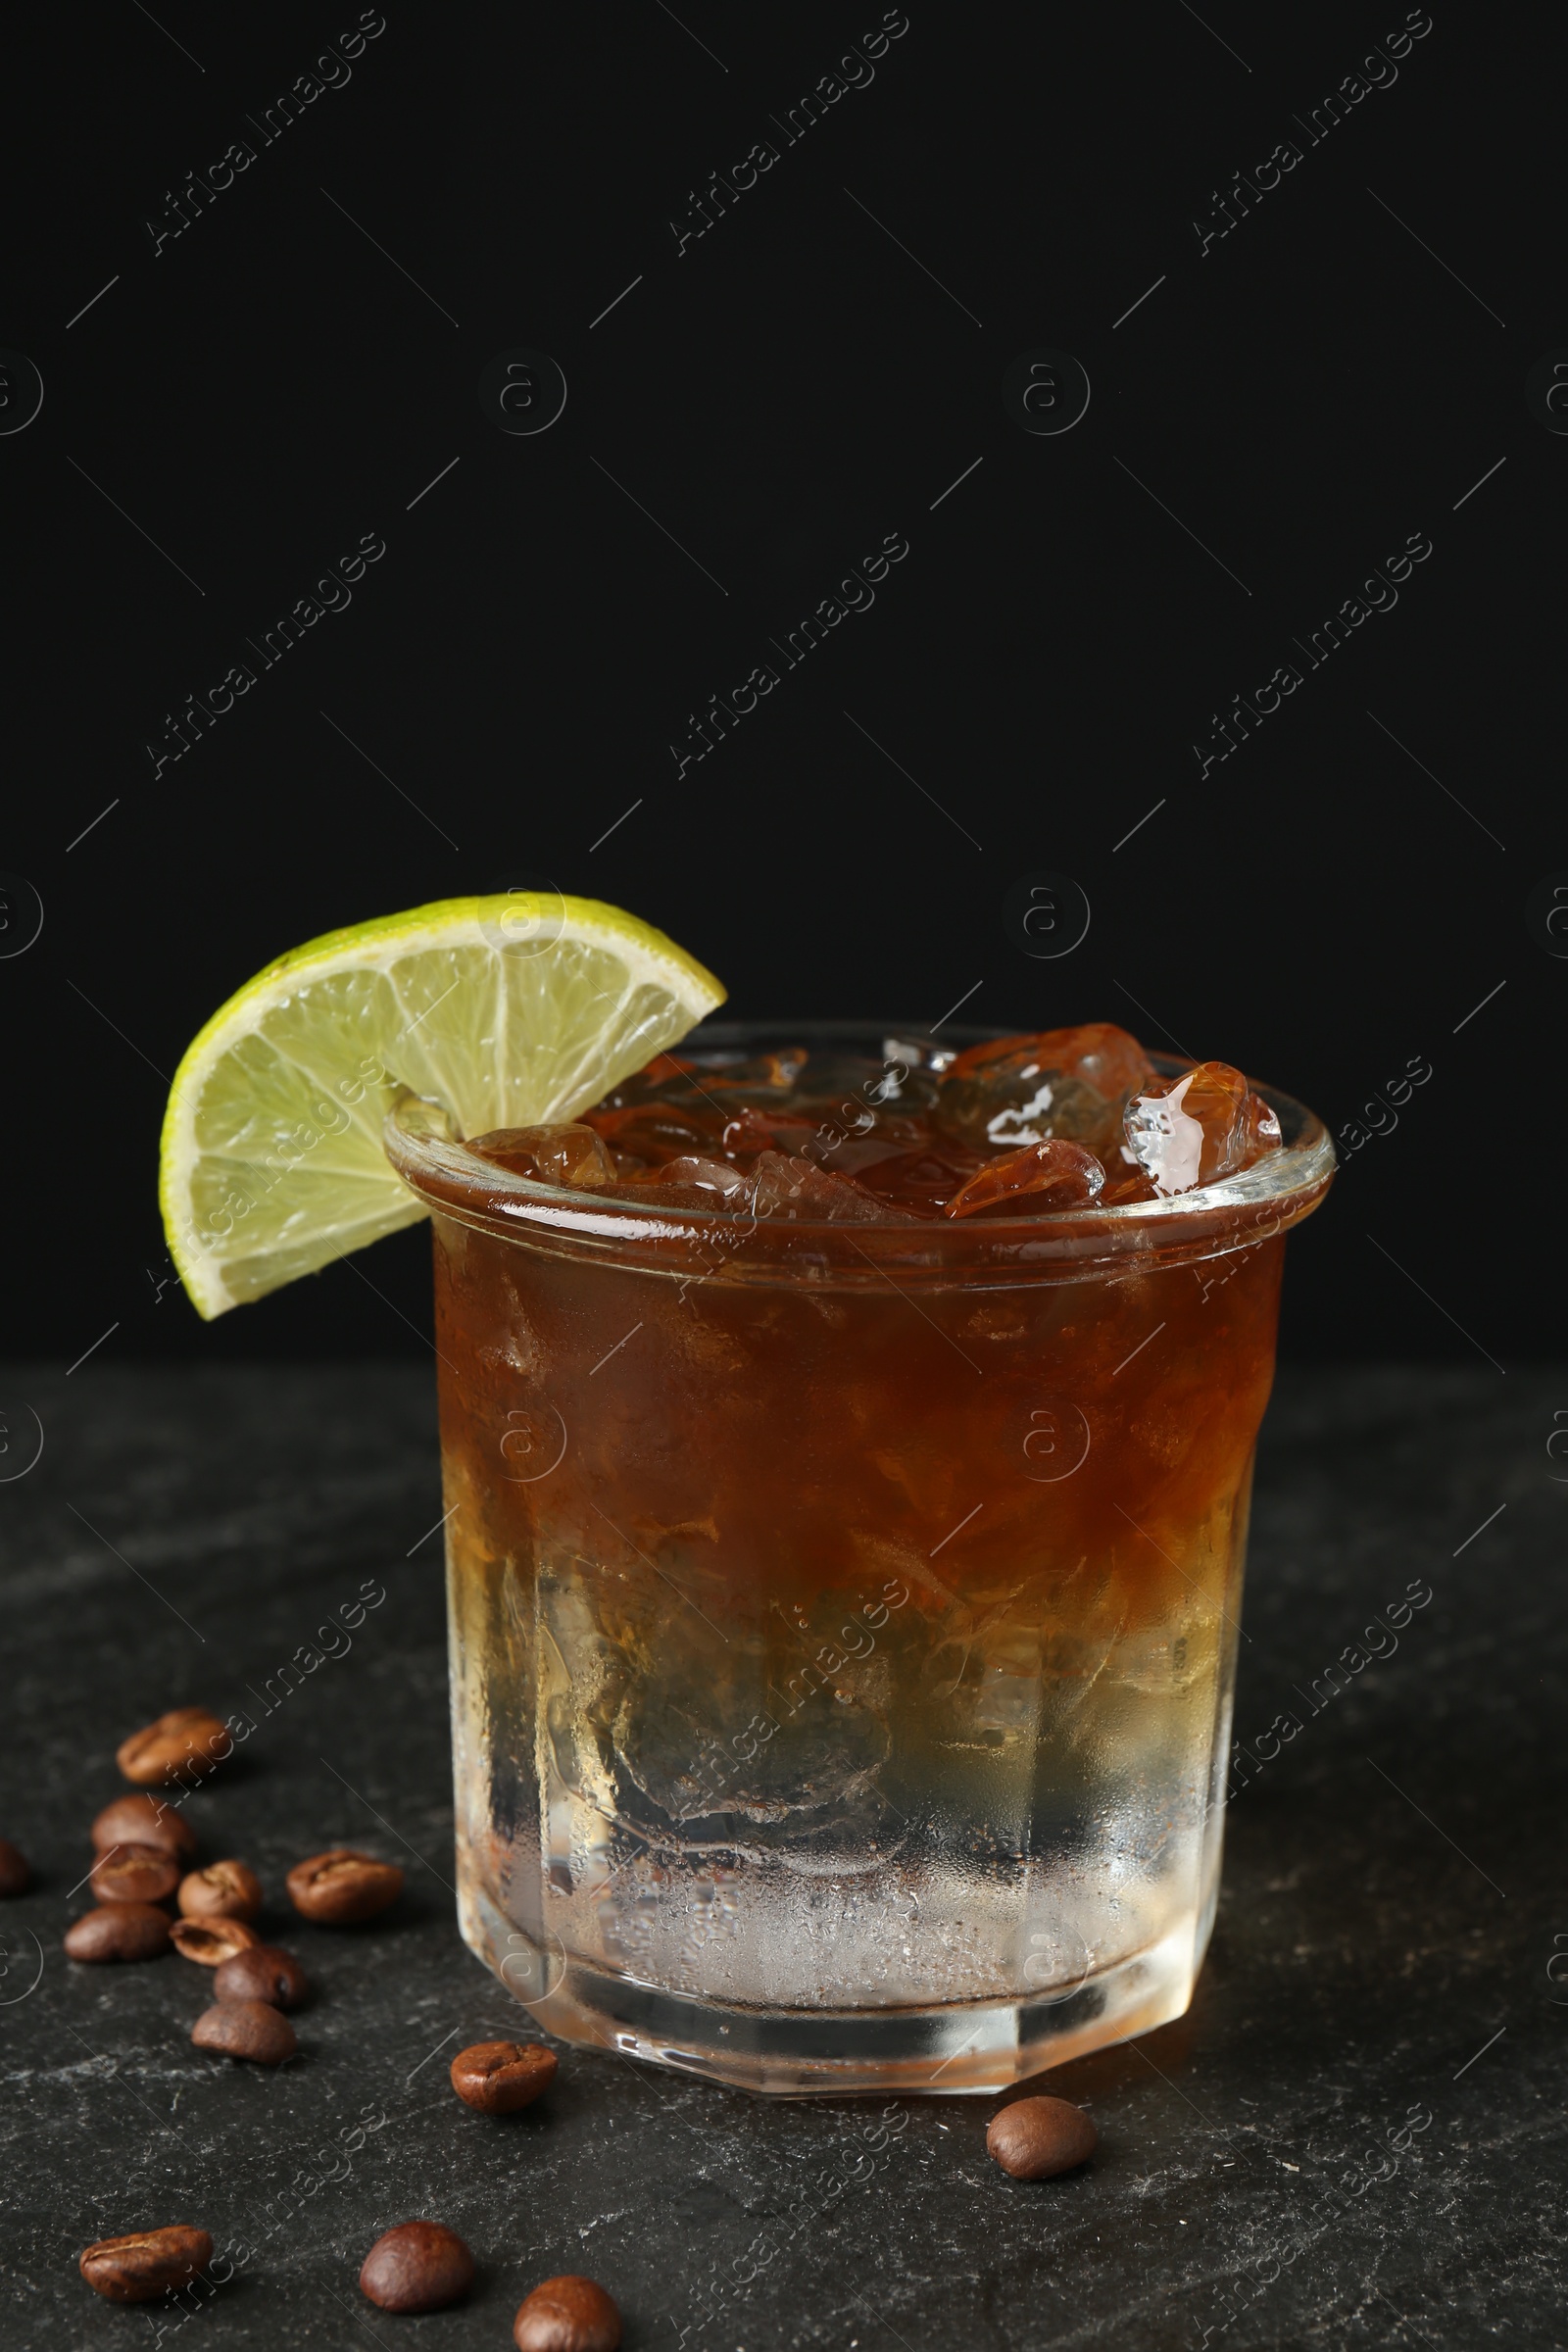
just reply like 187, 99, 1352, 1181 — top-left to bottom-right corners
2, 1364, 1560, 2348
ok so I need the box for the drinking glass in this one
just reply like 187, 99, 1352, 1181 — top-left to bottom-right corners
385, 1024, 1333, 2094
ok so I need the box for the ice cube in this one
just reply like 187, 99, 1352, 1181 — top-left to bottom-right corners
1244, 1091, 1283, 1160
847, 1146, 986, 1218
580, 1104, 726, 1166
1122, 1061, 1276, 1194
943, 1139, 1105, 1220
707, 1047, 808, 1097
591, 1045, 807, 1110
584, 1049, 807, 1123
716, 1107, 780, 1162
934, 1023, 1154, 1157
748, 1151, 906, 1223
653, 1155, 753, 1203
873, 1035, 954, 1109
1098, 1167, 1159, 1206
882, 1034, 957, 1073
812, 1127, 929, 1180
589, 1098, 809, 1178
468, 1123, 616, 1187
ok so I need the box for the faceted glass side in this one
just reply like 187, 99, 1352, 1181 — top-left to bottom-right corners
436, 1205, 1281, 2095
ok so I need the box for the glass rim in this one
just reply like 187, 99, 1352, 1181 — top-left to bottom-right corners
382, 1018, 1335, 1291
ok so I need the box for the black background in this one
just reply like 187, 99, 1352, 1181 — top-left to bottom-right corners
3, 1, 1557, 1369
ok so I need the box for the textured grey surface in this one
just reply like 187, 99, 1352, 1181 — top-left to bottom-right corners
0, 1363, 1562, 2350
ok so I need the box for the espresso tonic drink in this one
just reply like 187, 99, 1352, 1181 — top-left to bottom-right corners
386, 1020, 1333, 2095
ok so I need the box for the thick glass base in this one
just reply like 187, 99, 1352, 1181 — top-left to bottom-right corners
461, 1884, 1205, 2096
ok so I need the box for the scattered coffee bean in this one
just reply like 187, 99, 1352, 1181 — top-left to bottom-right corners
64, 1903, 172, 1963
514, 2276, 622, 2352
0, 1839, 30, 1895
177, 1859, 263, 1922
286, 1849, 403, 1925
79, 2226, 213, 2303
89, 1844, 180, 1907
191, 1998, 297, 2065
359, 2222, 475, 2314
450, 2039, 558, 2115
92, 1793, 197, 1861
117, 1707, 228, 1788
212, 1943, 308, 2010
985, 2094, 1098, 2180
171, 1917, 261, 1966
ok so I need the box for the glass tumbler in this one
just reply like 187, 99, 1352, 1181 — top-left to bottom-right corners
385, 1026, 1333, 2094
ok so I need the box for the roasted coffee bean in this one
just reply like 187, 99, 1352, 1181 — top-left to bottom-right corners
79, 2226, 213, 2302
450, 2039, 558, 2115
171, 1916, 261, 1966
0, 1839, 30, 1895
191, 1998, 297, 2065
177, 1859, 263, 1922
89, 1844, 180, 1906
985, 2094, 1098, 2180
514, 2276, 622, 2352
64, 1903, 172, 1962
212, 1943, 308, 2010
117, 1707, 228, 1788
286, 1849, 403, 1925
359, 2222, 475, 2314
92, 1793, 197, 1861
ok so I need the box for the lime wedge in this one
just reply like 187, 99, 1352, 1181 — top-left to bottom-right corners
159, 894, 725, 1318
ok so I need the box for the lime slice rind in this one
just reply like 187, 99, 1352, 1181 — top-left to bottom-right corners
160, 895, 725, 1318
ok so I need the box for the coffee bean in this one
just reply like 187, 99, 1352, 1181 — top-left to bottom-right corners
514, 2276, 622, 2352
117, 1707, 228, 1788
286, 1849, 403, 1925
79, 2226, 213, 2302
212, 1943, 308, 2010
985, 2094, 1098, 2180
89, 1844, 180, 1907
92, 1793, 197, 1861
359, 2222, 475, 2314
450, 2039, 558, 2115
171, 1917, 261, 1966
65, 1903, 172, 1962
177, 1859, 263, 1922
0, 1839, 30, 1895
191, 1997, 297, 2064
